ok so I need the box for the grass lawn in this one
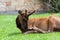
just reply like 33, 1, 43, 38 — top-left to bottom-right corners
0, 13, 60, 40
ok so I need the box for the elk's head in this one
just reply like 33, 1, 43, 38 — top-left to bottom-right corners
18, 9, 35, 30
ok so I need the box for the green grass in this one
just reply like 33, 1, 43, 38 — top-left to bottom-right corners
0, 13, 60, 40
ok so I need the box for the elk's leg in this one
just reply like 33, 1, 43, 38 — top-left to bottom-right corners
33, 26, 47, 33
24, 30, 37, 34
48, 25, 54, 32
48, 24, 56, 32
48, 19, 55, 32
24, 27, 47, 34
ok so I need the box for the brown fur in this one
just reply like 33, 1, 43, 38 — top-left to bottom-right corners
27, 18, 49, 33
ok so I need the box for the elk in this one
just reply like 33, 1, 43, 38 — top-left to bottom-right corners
16, 9, 37, 33
16, 9, 49, 34
48, 14, 60, 32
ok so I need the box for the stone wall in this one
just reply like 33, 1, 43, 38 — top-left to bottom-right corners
0, 0, 49, 12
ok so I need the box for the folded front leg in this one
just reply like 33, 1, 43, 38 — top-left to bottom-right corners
33, 26, 47, 33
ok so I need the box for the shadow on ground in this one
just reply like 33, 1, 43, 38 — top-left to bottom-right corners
8, 32, 22, 36
8, 31, 53, 36
8, 32, 43, 36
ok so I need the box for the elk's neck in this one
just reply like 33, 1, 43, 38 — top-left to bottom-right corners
23, 19, 28, 30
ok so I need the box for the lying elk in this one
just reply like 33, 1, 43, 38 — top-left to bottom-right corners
48, 14, 60, 32
16, 9, 48, 34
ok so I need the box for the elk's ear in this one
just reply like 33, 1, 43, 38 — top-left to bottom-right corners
28, 10, 35, 16
18, 10, 22, 15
